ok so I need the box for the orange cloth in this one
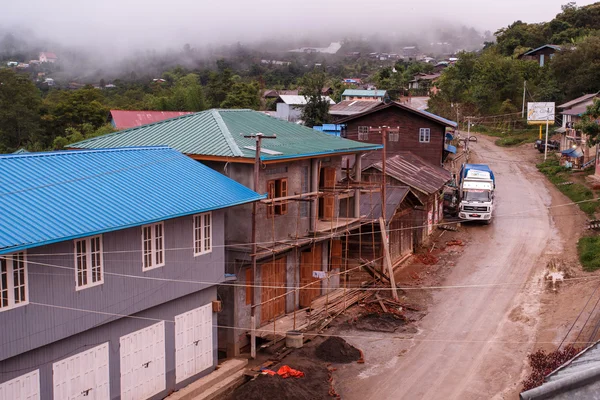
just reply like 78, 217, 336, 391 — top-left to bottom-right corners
277, 365, 305, 379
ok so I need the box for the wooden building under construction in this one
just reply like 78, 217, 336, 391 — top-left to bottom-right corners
70, 109, 383, 357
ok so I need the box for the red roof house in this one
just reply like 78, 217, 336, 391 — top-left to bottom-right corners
109, 110, 195, 130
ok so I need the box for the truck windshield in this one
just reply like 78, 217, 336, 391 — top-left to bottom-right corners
463, 190, 490, 202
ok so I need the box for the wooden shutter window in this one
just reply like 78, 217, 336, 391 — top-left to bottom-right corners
280, 179, 288, 215
267, 180, 275, 218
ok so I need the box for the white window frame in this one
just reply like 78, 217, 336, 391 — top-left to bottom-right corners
358, 126, 369, 140
389, 132, 399, 142
0, 251, 29, 311
419, 128, 431, 143
142, 222, 165, 271
74, 235, 104, 291
193, 212, 212, 257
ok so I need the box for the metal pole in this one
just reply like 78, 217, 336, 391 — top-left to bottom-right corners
466, 117, 471, 153
522, 81, 526, 118
544, 117, 550, 161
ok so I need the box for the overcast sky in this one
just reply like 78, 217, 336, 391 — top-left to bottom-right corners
2, 0, 597, 50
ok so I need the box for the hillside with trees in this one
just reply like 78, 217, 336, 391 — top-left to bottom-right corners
429, 2, 600, 119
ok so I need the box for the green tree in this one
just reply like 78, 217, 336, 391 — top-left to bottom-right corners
206, 67, 234, 108
551, 35, 600, 99
0, 69, 42, 152
220, 80, 261, 109
576, 98, 600, 144
299, 71, 330, 127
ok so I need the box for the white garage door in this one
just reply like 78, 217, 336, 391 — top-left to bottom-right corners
0, 369, 40, 400
120, 321, 166, 400
175, 304, 213, 383
53, 343, 109, 400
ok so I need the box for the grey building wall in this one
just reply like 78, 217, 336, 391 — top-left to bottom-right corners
0, 288, 218, 400
0, 211, 225, 362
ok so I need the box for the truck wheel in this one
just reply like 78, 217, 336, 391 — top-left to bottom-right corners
484, 218, 492, 225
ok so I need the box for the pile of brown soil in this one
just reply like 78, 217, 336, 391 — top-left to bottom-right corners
315, 336, 361, 363
355, 312, 406, 333
227, 358, 330, 400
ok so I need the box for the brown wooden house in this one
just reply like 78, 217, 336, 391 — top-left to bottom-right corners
336, 102, 457, 166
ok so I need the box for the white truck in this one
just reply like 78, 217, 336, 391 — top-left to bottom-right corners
458, 164, 495, 224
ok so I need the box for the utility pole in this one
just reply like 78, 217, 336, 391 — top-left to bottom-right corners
544, 114, 550, 161
242, 132, 276, 359
381, 126, 387, 222
522, 81, 527, 118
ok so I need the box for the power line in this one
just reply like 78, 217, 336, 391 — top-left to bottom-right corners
23, 257, 600, 291
18, 302, 600, 347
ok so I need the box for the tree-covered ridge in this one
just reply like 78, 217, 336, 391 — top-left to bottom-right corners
495, 2, 600, 57
429, 3, 600, 119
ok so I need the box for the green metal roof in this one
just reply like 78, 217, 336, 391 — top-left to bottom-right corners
71, 109, 382, 160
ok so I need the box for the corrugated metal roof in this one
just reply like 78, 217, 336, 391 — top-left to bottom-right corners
335, 102, 457, 128
365, 152, 452, 195
330, 100, 381, 116
562, 105, 590, 116
0, 147, 263, 254
342, 89, 387, 98
110, 110, 195, 129
360, 187, 409, 222
558, 93, 599, 109
522, 44, 561, 56
521, 341, 600, 399
72, 109, 382, 161
277, 95, 335, 105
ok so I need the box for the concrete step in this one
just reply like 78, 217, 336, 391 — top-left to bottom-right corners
192, 369, 247, 400
166, 359, 248, 400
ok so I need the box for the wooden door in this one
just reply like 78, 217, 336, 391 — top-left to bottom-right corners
260, 258, 286, 324
323, 167, 336, 188
300, 244, 322, 307
330, 239, 343, 271
400, 217, 413, 256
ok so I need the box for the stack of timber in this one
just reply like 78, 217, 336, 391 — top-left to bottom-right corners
257, 286, 372, 342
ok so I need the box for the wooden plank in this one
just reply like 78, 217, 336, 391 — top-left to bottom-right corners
259, 191, 321, 204
379, 217, 399, 301
375, 293, 388, 313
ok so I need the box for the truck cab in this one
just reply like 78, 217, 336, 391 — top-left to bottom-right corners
458, 165, 495, 224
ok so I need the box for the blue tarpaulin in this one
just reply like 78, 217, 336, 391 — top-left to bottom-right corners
444, 144, 457, 154
561, 147, 584, 158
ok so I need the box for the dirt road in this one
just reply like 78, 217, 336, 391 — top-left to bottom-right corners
335, 136, 559, 399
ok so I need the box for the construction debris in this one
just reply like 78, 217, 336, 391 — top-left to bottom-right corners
446, 240, 465, 246
415, 254, 438, 265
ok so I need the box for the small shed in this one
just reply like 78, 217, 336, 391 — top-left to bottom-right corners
362, 152, 452, 245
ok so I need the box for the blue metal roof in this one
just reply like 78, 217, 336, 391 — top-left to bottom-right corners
342, 89, 387, 98
420, 110, 458, 128
0, 147, 264, 254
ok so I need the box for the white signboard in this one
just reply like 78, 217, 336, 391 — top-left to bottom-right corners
312, 271, 327, 279
527, 102, 555, 124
